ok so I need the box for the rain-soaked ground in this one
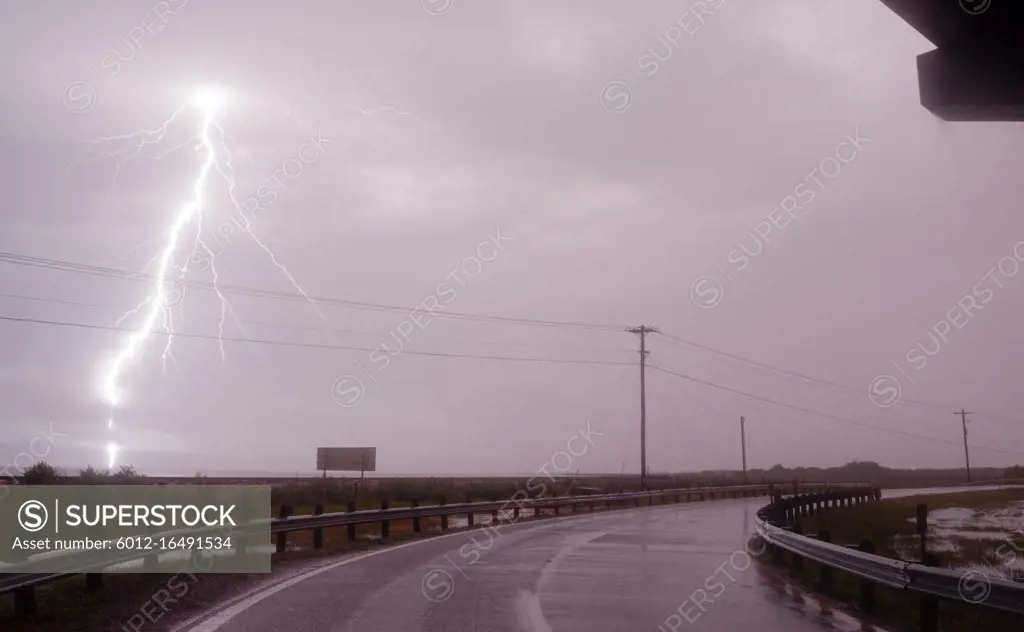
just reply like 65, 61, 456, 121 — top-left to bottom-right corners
893, 500, 1024, 581
178, 497, 870, 632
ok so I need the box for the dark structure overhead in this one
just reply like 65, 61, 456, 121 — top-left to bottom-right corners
879, 1, 1024, 121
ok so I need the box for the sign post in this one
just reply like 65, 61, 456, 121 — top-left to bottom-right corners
316, 447, 377, 508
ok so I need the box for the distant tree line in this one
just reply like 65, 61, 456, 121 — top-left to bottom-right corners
9, 460, 1024, 494
18, 462, 148, 484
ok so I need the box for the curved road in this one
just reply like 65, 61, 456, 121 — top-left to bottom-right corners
180, 498, 862, 632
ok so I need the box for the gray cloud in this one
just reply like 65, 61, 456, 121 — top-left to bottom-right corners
1, 0, 1023, 476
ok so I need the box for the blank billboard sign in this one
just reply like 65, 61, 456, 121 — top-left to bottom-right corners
316, 447, 377, 472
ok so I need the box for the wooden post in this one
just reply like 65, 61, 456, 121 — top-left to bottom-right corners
380, 499, 390, 538
858, 539, 876, 614
791, 525, 804, 572
816, 531, 833, 593
14, 587, 34, 616
440, 497, 449, 531
920, 553, 939, 632
313, 504, 324, 549
276, 505, 292, 553
347, 501, 357, 541
916, 503, 928, 560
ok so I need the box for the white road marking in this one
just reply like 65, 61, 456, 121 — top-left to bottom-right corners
515, 589, 553, 632
516, 531, 605, 632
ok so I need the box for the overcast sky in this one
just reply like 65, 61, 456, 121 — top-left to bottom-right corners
1, 1, 1023, 477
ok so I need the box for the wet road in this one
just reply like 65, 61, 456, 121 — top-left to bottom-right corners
183, 498, 860, 632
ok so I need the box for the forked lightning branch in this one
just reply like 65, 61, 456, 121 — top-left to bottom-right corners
88, 85, 327, 470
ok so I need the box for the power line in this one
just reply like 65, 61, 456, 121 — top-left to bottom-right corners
0, 314, 635, 367
646, 363, 1024, 458
0, 291, 636, 354
654, 330, 1023, 427
0, 252, 626, 332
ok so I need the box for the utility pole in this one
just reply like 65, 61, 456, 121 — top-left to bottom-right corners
740, 416, 747, 484
628, 325, 659, 491
956, 409, 972, 482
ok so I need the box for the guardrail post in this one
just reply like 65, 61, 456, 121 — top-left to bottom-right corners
378, 497, 389, 536
412, 500, 422, 533
857, 539, 876, 614
440, 497, 449, 531
919, 553, 939, 632
790, 525, 804, 572
815, 531, 833, 593
772, 539, 785, 563
347, 501, 357, 541
466, 494, 475, 526
312, 504, 325, 549
14, 587, 34, 616
554, 492, 561, 515
276, 505, 292, 553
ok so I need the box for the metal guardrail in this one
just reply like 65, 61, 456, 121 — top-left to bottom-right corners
0, 481, 849, 615
754, 489, 1024, 621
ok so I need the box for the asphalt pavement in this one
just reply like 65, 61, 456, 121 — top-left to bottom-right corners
180, 497, 868, 632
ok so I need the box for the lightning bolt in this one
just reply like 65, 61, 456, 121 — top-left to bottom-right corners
96, 86, 319, 469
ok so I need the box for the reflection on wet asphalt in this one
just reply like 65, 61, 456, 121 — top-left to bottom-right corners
185, 497, 866, 632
